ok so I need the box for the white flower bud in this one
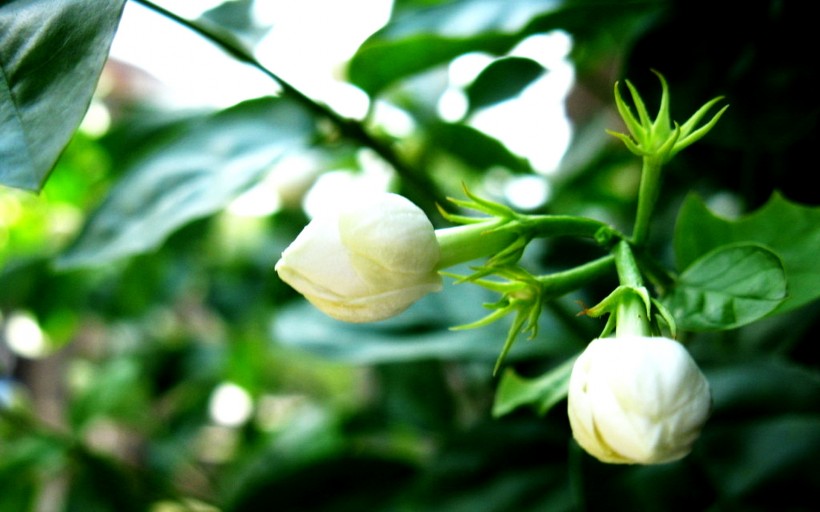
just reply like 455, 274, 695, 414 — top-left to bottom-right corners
275, 193, 442, 322
567, 335, 711, 464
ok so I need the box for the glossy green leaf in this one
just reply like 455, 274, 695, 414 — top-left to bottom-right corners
675, 192, 820, 313
664, 243, 787, 331
56, 97, 315, 269
466, 57, 545, 112
0, 0, 126, 190
492, 356, 577, 418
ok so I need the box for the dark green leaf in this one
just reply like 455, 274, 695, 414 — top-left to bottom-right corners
664, 243, 787, 331
675, 192, 820, 313
348, 0, 553, 95
348, 0, 662, 95
699, 416, 820, 508
228, 454, 415, 512
386, 0, 552, 37
429, 122, 530, 173
697, 359, 820, 509
492, 356, 576, 418
0, 0, 126, 190
66, 450, 156, 512
349, 33, 516, 96
466, 57, 545, 112
0, 435, 65, 512
56, 97, 315, 269
706, 359, 820, 417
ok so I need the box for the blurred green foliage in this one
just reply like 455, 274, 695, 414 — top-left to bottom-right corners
1, 0, 819, 511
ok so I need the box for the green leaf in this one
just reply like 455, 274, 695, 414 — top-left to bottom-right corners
429, 122, 530, 173
349, 0, 661, 96
466, 57, 545, 112
675, 192, 820, 313
663, 243, 787, 331
198, 0, 271, 50
706, 359, 820, 417
348, 0, 557, 95
0, 0, 126, 191
492, 356, 577, 418
56, 97, 315, 269
348, 33, 516, 96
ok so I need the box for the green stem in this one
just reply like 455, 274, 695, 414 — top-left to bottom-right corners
631, 156, 663, 245
131, 0, 445, 210
435, 214, 619, 270
612, 240, 651, 337
536, 255, 615, 297
522, 215, 618, 241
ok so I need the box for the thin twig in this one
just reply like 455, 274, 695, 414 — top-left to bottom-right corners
130, 0, 445, 210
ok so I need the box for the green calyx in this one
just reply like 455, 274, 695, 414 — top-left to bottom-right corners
607, 70, 728, 164
446, 256, 616, 375
584, 241, 676, 338
436, 186, 621, 274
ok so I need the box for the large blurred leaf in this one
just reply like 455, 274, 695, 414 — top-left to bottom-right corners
663, 243, 786, 331
674, 192, 820, 313
403, 419, 574, 512
273, 279, 582, 365
700, 415, 820, 510
0, 0, 126, 190
57, 97, 315, 269
349, 33, 515, 96
466, 56, 545, 112
228, 454, 416, 512
0, 435, 64, 512
66, 450, 156, 512
348, 0, 662, 95
698, 359, 820, 510
198, 0, 272, 50
706, 359, 820, 417
429, 122, 531, 173
348, 0, 552, 95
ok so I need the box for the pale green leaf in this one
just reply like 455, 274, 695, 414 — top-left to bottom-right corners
664, 243, 786, 331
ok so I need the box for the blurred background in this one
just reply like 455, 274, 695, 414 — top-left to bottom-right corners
1, 0, 818, 510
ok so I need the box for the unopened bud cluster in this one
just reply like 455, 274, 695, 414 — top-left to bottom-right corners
274, 72, 724, 466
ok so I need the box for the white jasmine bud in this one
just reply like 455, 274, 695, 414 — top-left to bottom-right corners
567, 335, 711, 464
275, 193, 441, 322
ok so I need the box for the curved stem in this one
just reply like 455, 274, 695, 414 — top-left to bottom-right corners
537, 255, 615, 298
131, 0, 445, 209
